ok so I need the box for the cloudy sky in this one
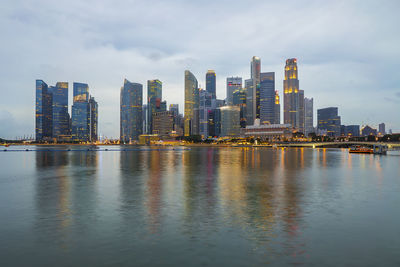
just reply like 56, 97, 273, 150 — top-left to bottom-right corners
0, 0, 399, 138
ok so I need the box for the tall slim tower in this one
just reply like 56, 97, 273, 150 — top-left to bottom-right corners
304, 97, 314, 135
147, 79, 162, 134
206, 70, 216, 99
71, 82, 91, 142
49, 82, 69, 139
245, 78, 254, 125
120, 79, 143, 142
184, 70, 199, 136
251, 56, 261, 121
259, 72, 275, 125
275, 91, 280, 124
283, 58, 302, 131
35, 80, 52, 141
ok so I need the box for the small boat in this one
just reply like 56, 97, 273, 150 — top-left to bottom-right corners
349, 145, 373, 154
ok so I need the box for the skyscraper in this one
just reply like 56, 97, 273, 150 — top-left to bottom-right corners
251, 56, 261, 121
206, 70, 216, 99
71, 82, 91, 142
284, 58, 303, 132
199, 89, 212, 137
220, 106, 240, 137
299, 90, 305, 133
304, 97, 314, 136
184, 70, 199, 136
245, 78, 254, 125
35, 80, 52, 141
378, 123, 386, 135
317, 107, 341, 137
147, 79, 162, 134
120, 79, 143, 142
89, 96, 98, 142
259, 72, 275, 125
49, 82, 69, 139
275, 91, 280, 124
226, 77, 242, 105
233, 87, 247, 128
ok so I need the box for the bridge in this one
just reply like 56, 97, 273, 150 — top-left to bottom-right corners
274, 142, 400, 150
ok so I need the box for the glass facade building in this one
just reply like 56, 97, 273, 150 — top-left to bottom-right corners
147, 79, 162, 134
89, 96, 98, 142
245, 78, 254, 125
226, 77, 242, 105
233, 88, 247, 128
259, 72, 275, 125
275, 91, 281, 124
35, 80, 52, 141
199, 89, 212, 138
251, 56, 261, 121
206, 70, 216, 99
49, 82, 69, 139
120, 79, 143, 142
317, 107, 341, 137
220, 106, 240, 137
72, 83, 90, 142
304, 97, 314, 135
184, 70, 199, 136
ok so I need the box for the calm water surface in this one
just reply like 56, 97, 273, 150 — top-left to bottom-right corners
0, 146, 399, 266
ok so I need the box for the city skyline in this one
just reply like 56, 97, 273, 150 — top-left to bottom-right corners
1, 0, 399, 138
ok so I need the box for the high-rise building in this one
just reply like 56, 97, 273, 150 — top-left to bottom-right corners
259, 72, 275, 125
49, 82, 69, 139
226, 77, 242, 105
304, 97, 314, 136
251, 56, 261, 121
120, 79, 143, 142
169, 104, 182, 135
284, 58, 304, 132
299, 90, 305, 133
209, 99, 224, 137
245, 78, 254, 125
71, 82, 91, 142
184, 70, 199, 136
275, 91, 280, 124
199, 89, 212, 138
89, 96, 98, 142
233, 87, 247, 128
152, 111, 174, 138
35, 80, 52, 141
147, 79, 162, 134
317, 107, 341, 137
220, 106, 240, 137
206, 70, 216, 99
142, 104, 148, 134
378, 123, 386, 135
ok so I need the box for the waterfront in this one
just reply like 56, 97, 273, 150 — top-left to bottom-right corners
0, 146, 399, 266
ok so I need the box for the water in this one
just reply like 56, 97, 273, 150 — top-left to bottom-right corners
0, 146, 399, 266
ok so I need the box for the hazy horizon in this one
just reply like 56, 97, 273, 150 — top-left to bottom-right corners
1, 0, 399, 139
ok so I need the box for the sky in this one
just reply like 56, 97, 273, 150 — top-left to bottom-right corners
0, 0, 399, 139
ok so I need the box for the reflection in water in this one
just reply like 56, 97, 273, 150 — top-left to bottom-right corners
16, 147, 399, 266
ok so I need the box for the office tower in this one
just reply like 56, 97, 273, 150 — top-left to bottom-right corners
120, 79, 143, 142
226, 77, 242, 105
35, 80, 52, 141
49, 82, 69, 139
220, 106, 240, 137
152, 111, 174, 138
245, 78, 254, 125
378, 123, 386, 135
147, 79, 162, 134
169, 104, 182, 135
142, 104, 148, 134
251, 56, 261, 121
209, 99, 224, 137
184, 70, 199, 136
299, 90, 305, 133
259, 72, 275, 125
199, 89, 212, 138
343, 125, 360, 137
233, 87, 247, 128
89, 96, 98, 142
275, 91, 280, 124
304, 97, 314, 136
206, 70, 216, 99
284, 58, 304, 131
71, 82, 91, 142
317, 107, 341, 137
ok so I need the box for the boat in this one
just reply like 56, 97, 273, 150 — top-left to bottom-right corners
349, 145, 373, 154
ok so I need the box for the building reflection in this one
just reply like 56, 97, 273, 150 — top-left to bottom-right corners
35, 149, 98, 249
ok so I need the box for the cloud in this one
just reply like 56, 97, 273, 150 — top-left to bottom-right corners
0, 0, 399, 137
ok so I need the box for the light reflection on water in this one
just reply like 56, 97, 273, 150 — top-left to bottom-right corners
0, 146, 399, 266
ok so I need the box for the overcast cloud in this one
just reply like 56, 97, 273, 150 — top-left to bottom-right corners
0, 0, 399, 138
